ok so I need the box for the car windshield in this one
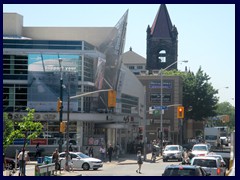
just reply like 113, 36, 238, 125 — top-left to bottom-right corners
165, 146, 178, 151
193, 159, 217, 167
192, 146, 207, 151
164, 168, 196, 176
76, 153, 90, 158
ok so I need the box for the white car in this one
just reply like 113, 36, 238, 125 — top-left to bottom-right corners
220, 137, 228, 146
162, 145, 184, 162
59, 152, 103, 170
190, 144, 209, 158
191, 156, 226, 176
206, 153, 226, 167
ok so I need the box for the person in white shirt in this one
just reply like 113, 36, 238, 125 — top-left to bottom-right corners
17, 148, 29, 176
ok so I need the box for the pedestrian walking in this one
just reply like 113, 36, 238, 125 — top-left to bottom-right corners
136, 150, 143, 174
69, 144, 73, 151
107, 144, 114, 162
52, 148, 59, 175
99, 145, 106, 162
115, 144, 120, 160
89, 146, 94, 157
65, 151, 73, 172
17, 148, 29, 176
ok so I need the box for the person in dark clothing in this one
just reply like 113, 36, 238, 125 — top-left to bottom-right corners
35, 143, 41, 158
69, 144, 73, 152
136, 150, 143, 174
52, 148, 59, 175
107, 144, 114, 162
89, 146, 94, 157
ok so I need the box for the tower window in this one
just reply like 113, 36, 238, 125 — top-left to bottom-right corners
158, 50, 166, 63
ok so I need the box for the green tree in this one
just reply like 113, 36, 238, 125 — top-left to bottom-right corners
3, 108, 43, 153
3, 113, 15, 153
164, 67, 219, 121
215, 102, 235, 131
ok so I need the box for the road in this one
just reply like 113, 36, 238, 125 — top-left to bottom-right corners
80, 160, 180, 176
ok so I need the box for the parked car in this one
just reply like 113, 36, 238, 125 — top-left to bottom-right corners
162, 164, 210, 176
58, 152, 103, 170
5, 157, 18, 170
190, 144, 210, 158
162, 145, 184, 162
191, 156, 226, 176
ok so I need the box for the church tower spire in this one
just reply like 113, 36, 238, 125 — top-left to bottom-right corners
146, 4, 178, 71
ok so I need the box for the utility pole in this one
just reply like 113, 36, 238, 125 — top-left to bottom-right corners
143, 86, 147, 160
59, 58, 63, 152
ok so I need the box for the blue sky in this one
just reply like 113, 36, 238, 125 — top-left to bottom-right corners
3, 4, 235, 106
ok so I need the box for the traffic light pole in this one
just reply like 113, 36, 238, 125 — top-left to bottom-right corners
159, 60, 188, 154
59, 58, 63, 153
180, 118, 183, 145
160, 69, 163, 155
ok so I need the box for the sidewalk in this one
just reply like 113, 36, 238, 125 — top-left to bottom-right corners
3, 153, 162, 176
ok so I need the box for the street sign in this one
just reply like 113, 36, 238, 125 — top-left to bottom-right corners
153, 106, 168, 110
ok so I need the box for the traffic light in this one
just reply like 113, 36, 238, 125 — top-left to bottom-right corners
108, 90, 116, 108
138, 127, 143, 134
177, 106, 184, 119
60, 121, 66, 133
138, 127, 143, 140
57, 99, 62, 112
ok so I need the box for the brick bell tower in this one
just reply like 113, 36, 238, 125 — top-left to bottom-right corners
146, 4, 178, 72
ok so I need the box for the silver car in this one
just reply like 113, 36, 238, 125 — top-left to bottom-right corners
162, 145, 184, 162
191, 156, 226, 176
59, 152, 103, 170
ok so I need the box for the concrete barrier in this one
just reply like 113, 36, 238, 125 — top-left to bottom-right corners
35, 163, 55, 176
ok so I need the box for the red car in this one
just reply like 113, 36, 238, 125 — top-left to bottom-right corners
5, 157, 18, 170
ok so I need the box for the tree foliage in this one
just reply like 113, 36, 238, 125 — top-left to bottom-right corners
215, 102, 235, 131
3, 113, 15, 152
3, 108, 43, 153
164, 67, 219, 121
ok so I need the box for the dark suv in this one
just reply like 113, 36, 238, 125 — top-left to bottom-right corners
162, 165, 210, 176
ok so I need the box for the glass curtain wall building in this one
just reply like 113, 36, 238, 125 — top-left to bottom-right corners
3, 11, 145, 157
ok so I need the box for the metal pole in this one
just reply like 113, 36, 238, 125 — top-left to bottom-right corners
143, 86, 147, 160
160, 69, 163, 155
65, 81, 70, 171
59, 58, 63, 152
180, 118, 183, 145
159, 60, 188, 152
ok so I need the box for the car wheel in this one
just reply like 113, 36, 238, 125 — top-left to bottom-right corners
82, 163, 90, 170
163, 159, 166, 162
6, 163, 14, 170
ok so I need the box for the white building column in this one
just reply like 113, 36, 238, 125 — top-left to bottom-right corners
77, 121, 83, 151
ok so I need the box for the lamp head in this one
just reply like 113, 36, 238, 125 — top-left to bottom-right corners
59, 58, 63, 65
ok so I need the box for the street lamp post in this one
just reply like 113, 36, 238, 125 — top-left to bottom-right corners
160, 60, 188, 154
65, 81, 70, 171
59, 58, 63, 153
